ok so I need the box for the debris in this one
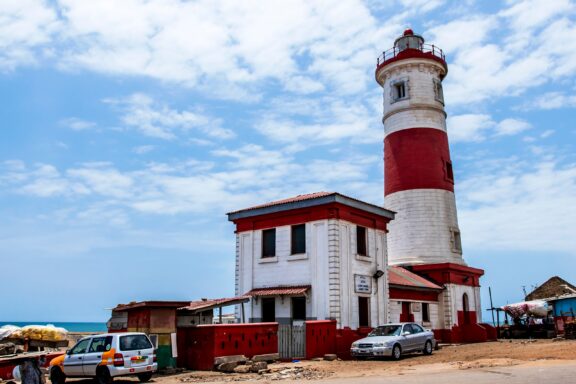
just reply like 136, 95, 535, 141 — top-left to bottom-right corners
252, 353, 279, 363
216, 362, 238, 373
233, 365, 250, 374
323, 354, 337, 361
249, 362, 267, 373
214, 355, 247, 366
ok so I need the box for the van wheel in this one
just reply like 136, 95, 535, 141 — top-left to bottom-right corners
50, 367, 66, 384
391, 344, 402, 360
137, 373, 153, 382
423, 340, 433, 355
96, 367, 113, 384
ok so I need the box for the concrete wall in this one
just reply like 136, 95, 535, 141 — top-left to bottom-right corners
236, 219, 388, 329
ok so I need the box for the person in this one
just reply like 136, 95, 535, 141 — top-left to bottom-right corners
502, 319, 511, 339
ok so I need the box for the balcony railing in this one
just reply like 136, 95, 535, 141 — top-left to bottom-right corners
376, 44, 445, 66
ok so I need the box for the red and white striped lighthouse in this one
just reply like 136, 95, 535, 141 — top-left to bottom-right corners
376, 29, 462, 267
376, 30, 488, 342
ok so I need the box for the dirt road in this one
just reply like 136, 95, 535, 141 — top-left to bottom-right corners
62, 339, 576, 384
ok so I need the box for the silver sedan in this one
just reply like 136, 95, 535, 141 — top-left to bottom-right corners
350, 323, 435, 360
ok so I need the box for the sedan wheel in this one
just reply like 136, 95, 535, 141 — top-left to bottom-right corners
391, 344, 402, 360
423, 340, 433, 355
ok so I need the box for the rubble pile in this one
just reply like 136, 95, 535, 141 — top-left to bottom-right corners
180, 366, 332, 382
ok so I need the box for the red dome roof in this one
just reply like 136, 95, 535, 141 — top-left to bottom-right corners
403, 28, 414, 36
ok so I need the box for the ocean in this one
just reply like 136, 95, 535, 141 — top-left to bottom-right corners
0, 322, 108, 333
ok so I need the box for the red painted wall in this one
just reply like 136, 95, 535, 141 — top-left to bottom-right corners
233, 203, 391, 233
335, 327, 372, 360
411, 263, 484, 287
177, 323, 278, 371
384, 128, 454, 196
389, 287, 439, 302
305, 320, 337, 360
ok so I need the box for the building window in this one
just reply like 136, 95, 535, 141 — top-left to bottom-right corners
356, 226, 367, 256
291, 224, 306, 254
291, 297, 306, 321
262, 228, 276, 258
445, 160, 454, 183
358, 297, 370, 327
391, 78, 409, 103
434, 79, 444, 104
261, 297, 275, 322
422, 303, 430, 322
450, 229, 462, 253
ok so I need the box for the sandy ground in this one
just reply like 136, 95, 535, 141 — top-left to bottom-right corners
53, 339, 576, 384
141, 339, 576, 383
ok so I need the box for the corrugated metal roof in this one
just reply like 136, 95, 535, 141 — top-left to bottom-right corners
244, 285, 311, 297
178, 296, 250, 313
113, 301, 191, 311
235, 192, 334, 212
227, 192, 395, 221
388, 266, 442, 290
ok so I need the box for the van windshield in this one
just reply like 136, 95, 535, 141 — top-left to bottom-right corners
119, 335, 153, 351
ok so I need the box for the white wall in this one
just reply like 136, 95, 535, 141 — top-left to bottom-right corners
385, 189, 464, 266
235, 218, 388, 328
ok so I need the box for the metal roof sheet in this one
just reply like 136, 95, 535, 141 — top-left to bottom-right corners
178, 296, 250, 313
388, 266, 442, 290
244, 285, 311, 297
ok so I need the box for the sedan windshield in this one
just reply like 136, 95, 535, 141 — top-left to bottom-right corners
368, 325, 402, 337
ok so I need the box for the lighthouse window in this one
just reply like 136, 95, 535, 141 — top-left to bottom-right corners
434, 79, 444, 104
356, 226, 368, 256
445, 161, 454, 182
451, 229, 462, 253
291, 224, 306, 254
390, 78, 409, 103
262, 228, 276, 258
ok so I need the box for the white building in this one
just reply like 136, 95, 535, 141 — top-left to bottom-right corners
227, 192, 394, 329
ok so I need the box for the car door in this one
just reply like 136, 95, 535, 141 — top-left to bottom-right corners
402, 324, 419, 352
410, 324, 427, 350
62, 338, 91, 376
399, 324, 414, 351
82, 336, 113, 376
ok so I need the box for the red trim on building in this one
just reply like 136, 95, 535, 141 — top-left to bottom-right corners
410, 263, 484, 287
376, 48, 448, 79
232, 202, 392, 233
384, 128, 454, 196
388, 266, 443, 290
389, 287, 440, 302
245, 285, 311, 296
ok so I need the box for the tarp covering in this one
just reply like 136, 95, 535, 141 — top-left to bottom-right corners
0, 325, 68, 342
501, 300, 549, 318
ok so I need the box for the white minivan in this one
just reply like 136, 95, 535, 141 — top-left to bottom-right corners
49, 332, 157, 384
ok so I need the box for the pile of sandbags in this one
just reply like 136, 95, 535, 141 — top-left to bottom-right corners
0, 324, 68, 342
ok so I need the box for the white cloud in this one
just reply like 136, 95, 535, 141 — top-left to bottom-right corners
458, 158, 576, 253
0, 0, 59, 70
132, 145, 155, 155
448, 114, 532, 142
105, 93, 234, 140
60, 117, 96, 131
447, 114, 493, 143
530, 92, 576, 110
495, 118, 531, 136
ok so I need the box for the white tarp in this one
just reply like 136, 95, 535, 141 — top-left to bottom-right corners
501, 300, 549, 318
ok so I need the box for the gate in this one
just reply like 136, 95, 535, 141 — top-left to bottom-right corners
278, 324, 305, 359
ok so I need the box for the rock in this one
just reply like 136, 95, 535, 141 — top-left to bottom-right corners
323, 354, 337, 361
258, 369, 271, 375
217, 362, 238, 373
233, 365, 251, 374
552, 337, 565, 342
250, 361, 268, 373
214, 355, 247, 366
252, 353, 280, 362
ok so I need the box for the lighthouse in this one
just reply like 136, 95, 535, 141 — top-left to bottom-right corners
376, 30, 487, 342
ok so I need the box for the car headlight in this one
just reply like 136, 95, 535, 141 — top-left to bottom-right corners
351, 342, 359, 348
373, 342, 385, 347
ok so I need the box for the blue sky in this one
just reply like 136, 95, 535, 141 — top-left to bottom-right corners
1, 0, 575, 322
